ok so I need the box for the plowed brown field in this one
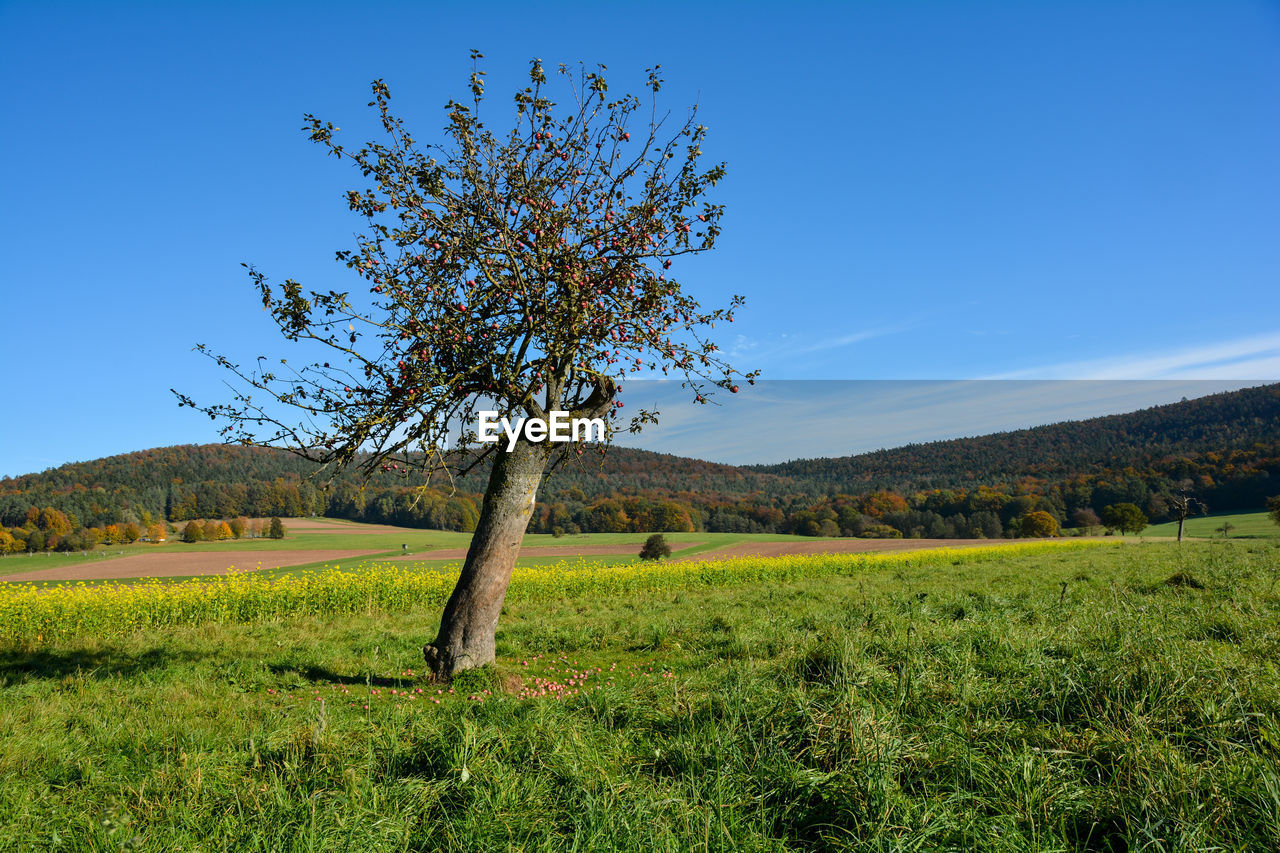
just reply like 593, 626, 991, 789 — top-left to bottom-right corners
2, 549, 384, 583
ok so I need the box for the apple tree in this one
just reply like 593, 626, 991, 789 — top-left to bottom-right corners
176, 54, 756, 678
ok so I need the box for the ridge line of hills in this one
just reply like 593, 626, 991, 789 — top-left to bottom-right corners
2, 383, 1278, 544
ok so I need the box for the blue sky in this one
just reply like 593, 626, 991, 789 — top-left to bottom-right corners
608, 380, 1269, 464
1, 1, 1277, 476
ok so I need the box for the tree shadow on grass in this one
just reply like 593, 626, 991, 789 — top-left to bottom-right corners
267, 663, 409, 689
0, 646, 205, 685
1, 649, 425, 690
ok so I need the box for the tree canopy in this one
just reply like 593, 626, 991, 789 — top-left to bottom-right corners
177, 54, 755, 486
1100, 503, 1148, 536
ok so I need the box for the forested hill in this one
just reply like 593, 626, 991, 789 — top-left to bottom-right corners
751, 383, 1280, 492
1, 444, 321, 496
0, 442, 791, 502
0, 442, 798, 532
2, 383, 1278, 539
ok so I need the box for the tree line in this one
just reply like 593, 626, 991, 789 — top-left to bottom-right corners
0, 506, 165, 554
0, 506, 291, 554
179, 516, 285, 543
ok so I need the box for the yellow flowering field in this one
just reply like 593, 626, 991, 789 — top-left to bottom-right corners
0, 541, 1111, 644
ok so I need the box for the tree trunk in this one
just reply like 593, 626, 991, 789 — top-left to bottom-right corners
1177, 516, 1185, 542
424, 437, 551, 678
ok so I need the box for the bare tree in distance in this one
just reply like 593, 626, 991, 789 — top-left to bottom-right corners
1168, 481, 1207, 543
175, 53, 756, 678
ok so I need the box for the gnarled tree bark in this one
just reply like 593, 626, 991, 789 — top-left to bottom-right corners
424, 436, 551, 678
425, 379, 616, 679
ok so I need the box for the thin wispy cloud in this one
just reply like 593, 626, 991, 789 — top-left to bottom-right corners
989, 332, 1280, 380
794, 329, 889, 354
633, 325, 906, 383
730, 324, 911, 373
610, 379, 1265, 464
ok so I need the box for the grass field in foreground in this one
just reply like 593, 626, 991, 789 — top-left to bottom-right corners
1145, 509, 1277, 540
2, 540, 1279, 850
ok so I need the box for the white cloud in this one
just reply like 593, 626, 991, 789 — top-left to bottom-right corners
990, 332, 1280, 380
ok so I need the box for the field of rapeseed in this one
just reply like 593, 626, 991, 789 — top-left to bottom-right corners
0, 541, 1106, 644
2, 539, 1279, 850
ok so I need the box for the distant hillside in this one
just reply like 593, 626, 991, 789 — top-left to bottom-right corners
3, 383, 1278, 541
0, 441, 801, 533
1, 444, 321, 497
751, 383, 1280, 494
0, 444, 330, 532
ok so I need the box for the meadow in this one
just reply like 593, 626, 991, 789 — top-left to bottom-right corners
1, 540, 1278, 851
1144, 510, 1278, 540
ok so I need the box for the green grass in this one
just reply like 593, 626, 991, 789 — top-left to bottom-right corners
0, 547, 185, 578
2, 541, 1279, 850
1146, 510, 1278, 540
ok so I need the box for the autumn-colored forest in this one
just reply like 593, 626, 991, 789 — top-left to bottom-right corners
2, 384, 1278, 551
